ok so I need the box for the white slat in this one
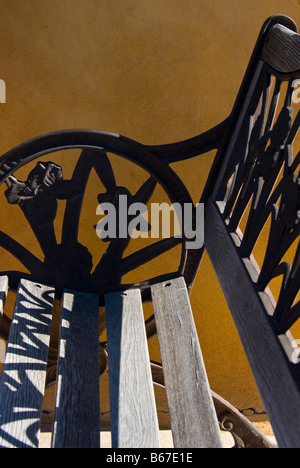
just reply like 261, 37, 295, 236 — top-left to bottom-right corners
105, 289, 160, 448
0, 279, 54, 448
52, 290, 100, 448
151, 277, 223, 448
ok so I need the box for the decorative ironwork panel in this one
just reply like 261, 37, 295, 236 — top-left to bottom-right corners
215, 65, 300, 342
0, 132, 204, 304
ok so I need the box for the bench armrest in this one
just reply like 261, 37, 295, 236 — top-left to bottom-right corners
143, 118, 231, 163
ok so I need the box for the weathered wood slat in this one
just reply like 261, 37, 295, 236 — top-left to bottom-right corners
0, 279, 54, 448
105, 289, 160, 448
0, 276, 8, 364
0, 276, 8, 318
0, 276, 10, 341
205, 199, 300, 448
52, 290, 100, 448
151, 277, 223, 448
261, 24, 300, 73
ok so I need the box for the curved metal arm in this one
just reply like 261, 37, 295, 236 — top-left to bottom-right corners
144, 118, 231, 163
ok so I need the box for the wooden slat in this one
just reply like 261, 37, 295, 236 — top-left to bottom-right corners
0, 279, 54, 448
205, 199, 300, 448
52, 290, 100, 448
0, 276, 8, 347
0, 276, 8, 318
261, 24, 300, 73
105, 289, 160, 448
0, 276, 8, 364
151, 277, 223, 448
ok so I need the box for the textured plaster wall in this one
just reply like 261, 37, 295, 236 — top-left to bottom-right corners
0, 0, 300, 423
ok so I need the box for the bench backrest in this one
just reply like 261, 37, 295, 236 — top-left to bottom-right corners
202, 16, 300, 448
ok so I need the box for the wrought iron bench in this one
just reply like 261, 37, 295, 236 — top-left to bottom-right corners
0, 13, 299, 448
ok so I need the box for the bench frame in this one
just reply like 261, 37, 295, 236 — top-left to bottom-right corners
0, 14, 299, 448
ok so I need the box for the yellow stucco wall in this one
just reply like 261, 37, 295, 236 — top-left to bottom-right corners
0, 0, 300, 428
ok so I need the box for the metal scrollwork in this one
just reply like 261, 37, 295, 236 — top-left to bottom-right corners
217, 69, 300, 339
151, 363, 277, 448
5, 162, 81, 226
0, 134, 197, 302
